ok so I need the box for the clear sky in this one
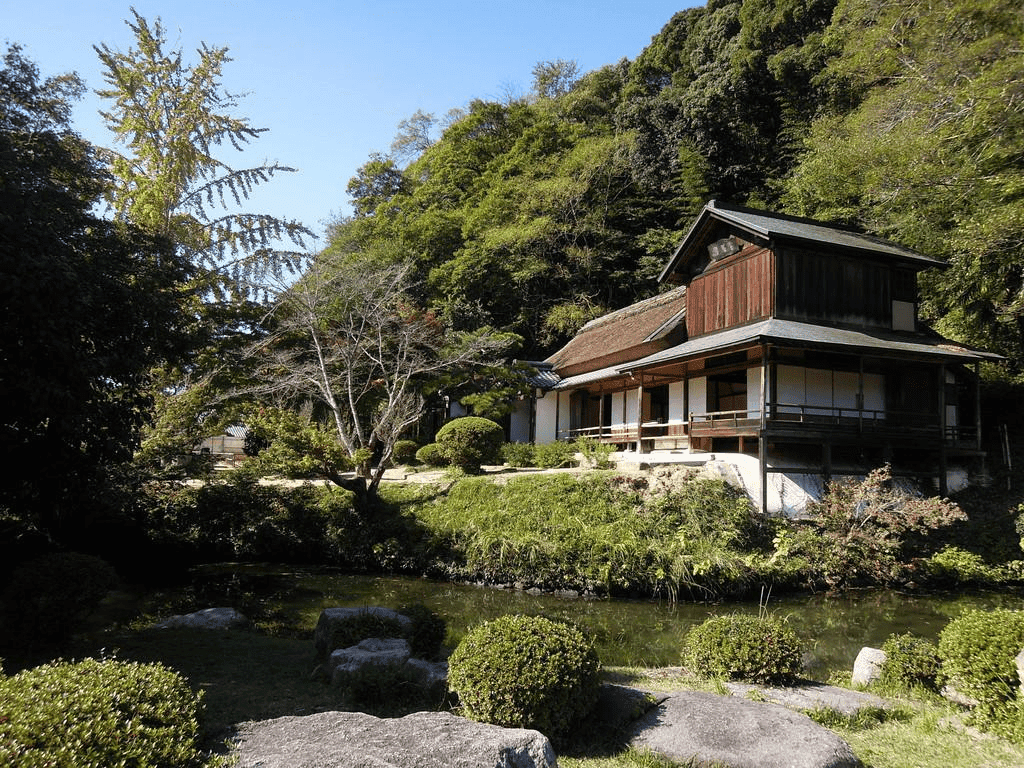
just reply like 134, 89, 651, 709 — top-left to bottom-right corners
5, 1, 701, 248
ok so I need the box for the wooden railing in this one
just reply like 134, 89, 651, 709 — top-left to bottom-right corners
558, 404, 979, 448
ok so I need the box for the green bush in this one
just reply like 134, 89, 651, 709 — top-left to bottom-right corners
1, 552, 118, 648
533, 440, 578, 468
448, 614, 601, 737
392, 439, 420, 465
0, 657, 204, 767
415, 442, 448, 467
435, 417, 504, 472
399, 603, 447, 659
683, 613, 804, 684
926, 546, 992, 585
881, 632, 941, 691
938, 608, 1024, 721
501, 442, 536, 468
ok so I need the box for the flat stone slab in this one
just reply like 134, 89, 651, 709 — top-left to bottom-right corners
152, 607, 248, 630
629, 690, 860, 768
725, 681, 891, 717
230, 709, 556, 768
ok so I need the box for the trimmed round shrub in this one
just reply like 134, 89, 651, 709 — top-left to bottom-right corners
684, 614, 803, 684
415, 442, 447, 467
0, 658, 204, 767
448, 614, 601, 737
938, 608, 1024, 717
881, 632, 941, 691
392, 439, 420, 465
1, 552, 118, 648
435, 417, 504, 472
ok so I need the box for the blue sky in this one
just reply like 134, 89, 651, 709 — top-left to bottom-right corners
5, 1, 700, 247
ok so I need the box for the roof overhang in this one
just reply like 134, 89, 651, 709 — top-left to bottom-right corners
620, 318, 1002, 373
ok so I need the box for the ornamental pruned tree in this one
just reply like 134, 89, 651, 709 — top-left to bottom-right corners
248, 254, 518, 496
94, 8, 314, 296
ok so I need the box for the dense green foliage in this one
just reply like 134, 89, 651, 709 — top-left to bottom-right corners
0, 553, 117, 650
683, 613, 804, 684
138, 476, 380, 567
0, 45, 193, 542
414, 443, 448, 467
448, 614, 601, 737
938, 609, 1024, 726
776, 466, 968, 589
324, 0, 1024, 380
880, 632, 942, 692
0, 658, 205, 767
434, 417, 505, 472
398, 471, 767, 597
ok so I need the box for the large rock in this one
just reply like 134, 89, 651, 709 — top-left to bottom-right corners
314, 606, 412, 656
629, 690, 860, 768
725, 681, 890, 717
329, 637, 411, 685
152, 607, 248, 630
851, 646, 886, 687
230, 709, 557, 768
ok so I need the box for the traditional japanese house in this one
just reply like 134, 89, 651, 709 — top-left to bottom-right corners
529, 201, 1000, 512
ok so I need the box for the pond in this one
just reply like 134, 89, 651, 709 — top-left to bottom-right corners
160, 564, 1024, 680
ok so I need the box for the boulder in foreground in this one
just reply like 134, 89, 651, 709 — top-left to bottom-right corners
629, 690, 860, 768
230, 709, 557, 768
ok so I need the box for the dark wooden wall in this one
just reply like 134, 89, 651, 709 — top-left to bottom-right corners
686, 247, 774, 337
776, 246, 893, 329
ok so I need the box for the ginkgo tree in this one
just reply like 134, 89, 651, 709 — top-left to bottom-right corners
95, 8, 313, 295
94, 9, 316, 467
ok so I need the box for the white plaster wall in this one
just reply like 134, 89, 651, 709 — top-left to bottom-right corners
689, 377, 707, 417
508, 399, 532, 443
833, 370, 859, 413
625, 387, 640, 426
863, 372, 885, 417
669, 381, 685, 423
534, 392, 558, 444
776, 364, 804, 414
747, 366, 762, 416
615, 391, 627, 426
805, 368, 833, 414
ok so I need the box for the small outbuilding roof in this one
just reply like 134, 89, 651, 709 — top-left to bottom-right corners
543, 285, 687, 376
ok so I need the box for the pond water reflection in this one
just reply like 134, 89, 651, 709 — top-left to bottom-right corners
174, 564, 1024, 679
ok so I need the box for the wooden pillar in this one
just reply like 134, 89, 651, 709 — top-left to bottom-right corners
823, 442, 832, 485
975, 362, 983, 451
555, 389, 561, 441
683, 366, 690, 437
760, 345, 768, 432
598, 387, 605, 441
636, 375, 645, 453
938, 364, 948, 496
759, 435, 768, 516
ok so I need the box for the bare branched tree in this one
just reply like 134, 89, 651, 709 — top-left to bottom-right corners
250, 255, 515, 495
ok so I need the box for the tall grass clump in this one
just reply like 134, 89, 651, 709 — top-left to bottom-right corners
395, 469, 768, 598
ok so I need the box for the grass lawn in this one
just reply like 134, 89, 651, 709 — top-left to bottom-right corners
73, 625, 1024, 768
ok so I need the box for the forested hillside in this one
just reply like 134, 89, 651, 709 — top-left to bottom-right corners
328, 0, 1024, 374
